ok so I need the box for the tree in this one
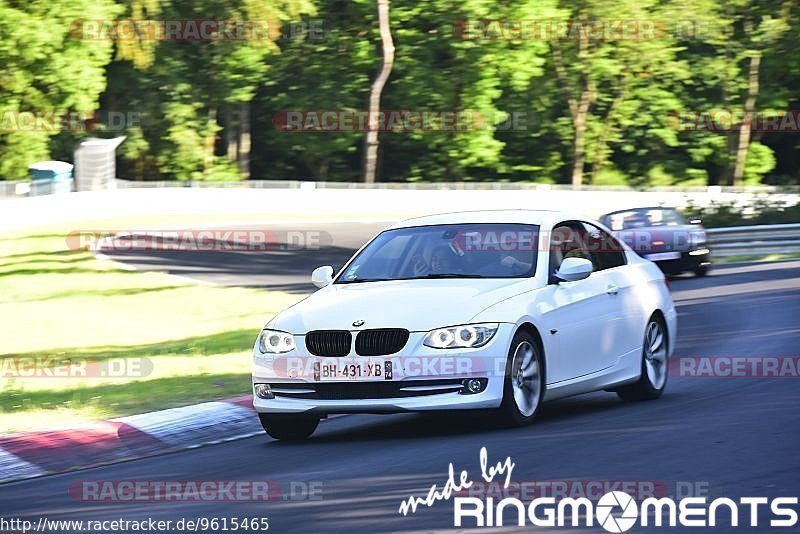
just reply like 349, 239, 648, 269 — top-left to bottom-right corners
678, 0, 790, 185
251, 0, 376, 181
375, 0, 556, 182
107, 0, 314, 181
0, 0, 119, 180
6, 0, 795, 186
730, 1, 791, 185
362, 0, 395, 183
548, 0, 689, 186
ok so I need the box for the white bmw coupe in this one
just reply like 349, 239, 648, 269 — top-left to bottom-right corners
252, 210, 676, 440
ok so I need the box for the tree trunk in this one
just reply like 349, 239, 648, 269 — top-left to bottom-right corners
552, 32, 593, 187
571, 91, 591, 187
238, 102, 251, 179
225, 105, 237, 162
362, 0, 395, 184
732, 51, 761, 186
204, 107, 217, 178
589, 82, 627, 183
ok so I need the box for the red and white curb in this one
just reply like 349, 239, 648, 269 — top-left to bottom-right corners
0, 396, 262, 484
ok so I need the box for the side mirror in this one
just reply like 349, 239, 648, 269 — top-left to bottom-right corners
311, 265, 334, 288
555, 257, 593, 282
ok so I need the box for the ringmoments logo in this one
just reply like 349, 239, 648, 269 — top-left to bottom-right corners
595, 491, 638, 532
397, 448, 800, 530
452, 491, 800, 529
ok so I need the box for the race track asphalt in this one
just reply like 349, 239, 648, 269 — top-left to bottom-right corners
1, 222, 799, 533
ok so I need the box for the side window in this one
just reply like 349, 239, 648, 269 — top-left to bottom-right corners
550, 223, 592, 277
582, 222, 626, 271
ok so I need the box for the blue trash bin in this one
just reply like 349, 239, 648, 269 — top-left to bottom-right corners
28, 161, 74, 195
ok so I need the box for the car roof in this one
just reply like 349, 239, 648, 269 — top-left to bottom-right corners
387, 209, 586, 229
601, 206, 677, 217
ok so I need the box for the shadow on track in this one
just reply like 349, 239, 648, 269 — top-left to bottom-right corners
260, 393, 654, 446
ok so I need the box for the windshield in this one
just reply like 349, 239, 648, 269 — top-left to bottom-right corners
604, 208, 686, 230
336, 223, 539, 283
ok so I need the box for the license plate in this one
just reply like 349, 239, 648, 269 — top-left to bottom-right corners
644, 251, 681, 261
314, 359, 392, 381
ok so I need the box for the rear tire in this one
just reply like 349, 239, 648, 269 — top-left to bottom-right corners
617, 316, 669, 401
497, 330, 545, 426
258, 413, 319, 441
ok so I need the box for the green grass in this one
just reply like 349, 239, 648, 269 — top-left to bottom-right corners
714, 252, 800, 264
0, 231, 302, 433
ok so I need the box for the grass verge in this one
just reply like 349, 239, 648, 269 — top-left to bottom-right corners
0, 230, 302, 433
713, 252, 800, 264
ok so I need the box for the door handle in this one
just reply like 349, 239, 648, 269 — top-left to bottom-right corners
606, 284, 619, 295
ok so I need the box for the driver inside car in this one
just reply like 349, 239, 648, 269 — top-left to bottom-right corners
500, 254, 532, 272
430, 244, 461, 273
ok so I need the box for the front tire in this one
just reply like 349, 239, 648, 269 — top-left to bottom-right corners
259, 413, 319, 441
498, 331, 545, 426
617, 316, 669, 401
694, 265, 709, 277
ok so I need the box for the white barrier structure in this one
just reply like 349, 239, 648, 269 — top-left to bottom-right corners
73, 137, 126, 192
1, 185, 798, 234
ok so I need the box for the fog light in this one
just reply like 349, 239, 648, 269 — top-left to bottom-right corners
461, 378, 487, 395
254, 384, 274, 399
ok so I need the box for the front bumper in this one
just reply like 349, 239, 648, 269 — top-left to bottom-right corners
251, 324, 515, 414
651, 248, 711, 275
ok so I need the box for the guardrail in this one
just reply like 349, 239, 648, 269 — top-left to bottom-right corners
0, 179, 73, 197
707, 223, 800, 258
4, 177, 800, 197
113, 179, 800, 194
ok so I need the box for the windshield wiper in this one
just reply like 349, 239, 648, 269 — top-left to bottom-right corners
338, 274, 490, 283
412, 273, 489, 279
336, 278, 392, 284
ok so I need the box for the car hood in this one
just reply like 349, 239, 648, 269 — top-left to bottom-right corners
268, 278, 532, 333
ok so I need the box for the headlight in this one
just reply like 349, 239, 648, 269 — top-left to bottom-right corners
689, 230, 707, 246
258, 329, 295, 354
423, 323, 499, 349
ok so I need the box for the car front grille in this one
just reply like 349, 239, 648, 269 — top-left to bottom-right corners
304, 330, 352, 357
268, 379, 465, 400
355, 328, 409, 356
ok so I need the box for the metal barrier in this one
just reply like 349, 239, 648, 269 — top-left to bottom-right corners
0, 181, 28, 197
3, 177, 800, 196
112, 179, 800, 194
707, 223, 800, 257
0, 179, 73, 197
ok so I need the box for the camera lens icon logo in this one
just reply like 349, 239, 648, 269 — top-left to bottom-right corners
596, 491, 639, 533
